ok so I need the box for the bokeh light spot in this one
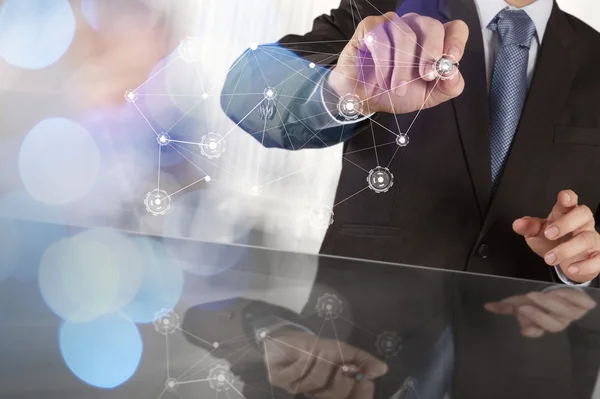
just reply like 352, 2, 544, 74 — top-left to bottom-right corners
19, 118, 101, 205
0, 0, 75, 69
39, 229, 143, 323
59, 313, 142, 388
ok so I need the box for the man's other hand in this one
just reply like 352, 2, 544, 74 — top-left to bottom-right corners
513, 190, 600, 284
328, 12, 469, 115
262, 330, 388, 399
485, 288, 597, 338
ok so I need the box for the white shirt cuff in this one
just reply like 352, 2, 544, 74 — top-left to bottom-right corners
554, 265, 592, 287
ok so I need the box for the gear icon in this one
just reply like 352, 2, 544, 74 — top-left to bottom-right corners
367, 166, 394, 193
208, 364, 234, 392
153, 309, 180, 335
165, 378, 178, 392
376, 331, 402, 357
316, 293, 343, 320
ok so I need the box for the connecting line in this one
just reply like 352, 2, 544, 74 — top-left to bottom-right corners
334, 186, 369, 208
176, 326, 215, 347
272, 99, 336, 150
176, 378, 211, 385
251, 51, 272, 185
257, 47, 341, 100
165, 96, 207, 135
291, 318, 329, 397
257, 156, 332, 189
262, 341, 277, 399
341, 156, 370, 173
217, 56, 250, 135
387, 144, 402, 169
168, 139, 202, 146
171, 143, 250, 183
133, 102, 159, 136
226, 381, 247, 399
266, 336, 339, 367
166, 177, 208, 199
168, 143, 209, 176
218, 99, 265, 143
157, 144, 162, 191
344, 141, 397, 155
166, 334, 170, 378
404, 76, 441, 136
368, 116, 401, 138
135, 56, 182, 92
361, 74, 424, 104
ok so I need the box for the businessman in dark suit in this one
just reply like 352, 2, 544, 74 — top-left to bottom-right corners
222, 0, 600, 287
216, 0, 600, 397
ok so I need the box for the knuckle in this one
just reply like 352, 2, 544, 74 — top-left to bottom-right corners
580, 231, 596, 248
580, 205, 593, 219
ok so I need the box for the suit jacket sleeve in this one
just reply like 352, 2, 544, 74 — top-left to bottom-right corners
220, 0, 398, 150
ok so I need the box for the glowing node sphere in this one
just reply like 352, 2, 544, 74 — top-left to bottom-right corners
263, 86, 277, 101
205, 176, 212, 183
178, 36, 202, 63
157, 133, 171, 146
212, 341, 220, 348
309, 204, 334, 229
309, 62, 316, 69
364, 33, 377, 45
376, 331, 402, 357
208, 365, 234, 392
337, 93, 363, 120
433, 54, 459, 80
153, 309, 180, 335
144, 189, 171, 216
202, 93, 209, 99
124, 89, 138, 103
249, 185, 261, 196
165, 378, 178, 392
367, 167, 394, 193
200, 132, 225, 159
316, 293, 343, 320
396, 134, 409, 147
255, 328, 269, 343
250, 43, 258, 51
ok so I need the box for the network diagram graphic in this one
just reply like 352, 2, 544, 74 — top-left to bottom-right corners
151, 291, 417, 399
124, 0, 459, 231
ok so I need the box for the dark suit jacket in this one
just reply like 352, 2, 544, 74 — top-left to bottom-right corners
222, 0, 600, 284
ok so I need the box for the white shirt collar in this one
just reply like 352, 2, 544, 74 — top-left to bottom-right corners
472, 0, 554, 43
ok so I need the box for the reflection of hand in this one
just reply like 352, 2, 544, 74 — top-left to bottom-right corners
328, 12, 468, 115
513, 189, 600, 284
262, 330, 388, 399
485, 288, 597, 338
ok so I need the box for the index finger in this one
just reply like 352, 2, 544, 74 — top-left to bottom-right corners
433, 20, 469, 101
548, 189, 579, 222
345, 345, 388, 379
442, 19, 469, 62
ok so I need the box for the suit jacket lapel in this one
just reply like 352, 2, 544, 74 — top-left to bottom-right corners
438, 0, 492, 218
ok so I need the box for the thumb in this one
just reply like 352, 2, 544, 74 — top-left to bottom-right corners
513, 216, 544, 238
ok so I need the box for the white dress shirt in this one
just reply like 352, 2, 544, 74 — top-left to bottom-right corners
320, 0, 590, 286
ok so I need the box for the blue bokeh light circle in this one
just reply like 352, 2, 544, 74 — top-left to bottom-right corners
0, 0, 76, 69
59, 313, 142, 389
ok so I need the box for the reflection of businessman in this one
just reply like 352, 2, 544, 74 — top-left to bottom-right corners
222, 0, 600, 286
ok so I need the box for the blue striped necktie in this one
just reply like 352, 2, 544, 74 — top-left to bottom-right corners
488, 9, 536, 192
